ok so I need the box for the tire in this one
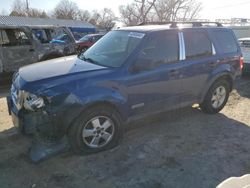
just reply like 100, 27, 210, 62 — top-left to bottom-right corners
200, 79, 230, 114
68, 105, 123, 154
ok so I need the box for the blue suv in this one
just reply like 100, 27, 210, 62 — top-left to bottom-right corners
8, 22, 243, 160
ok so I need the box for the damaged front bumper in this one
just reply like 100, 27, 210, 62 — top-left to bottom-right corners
7, 96, 70, 162
8, 95, 58, 135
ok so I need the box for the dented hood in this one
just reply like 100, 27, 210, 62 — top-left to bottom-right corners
19, 55, 107, 82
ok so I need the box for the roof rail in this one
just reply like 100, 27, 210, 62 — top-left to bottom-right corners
138, 21, 223, 28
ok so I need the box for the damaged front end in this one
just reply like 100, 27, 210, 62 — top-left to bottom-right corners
7, 82, 81, 162
7, 55, 110, 162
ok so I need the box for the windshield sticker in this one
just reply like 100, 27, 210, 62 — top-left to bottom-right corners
128, 32, 145, 39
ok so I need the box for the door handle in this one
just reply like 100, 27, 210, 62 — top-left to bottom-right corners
29, 49, 35, 52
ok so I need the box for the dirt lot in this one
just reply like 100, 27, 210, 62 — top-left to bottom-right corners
0, 77, 250, 188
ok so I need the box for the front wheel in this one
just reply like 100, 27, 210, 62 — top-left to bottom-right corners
68, 106, 123, 154
200, 79, 230, 114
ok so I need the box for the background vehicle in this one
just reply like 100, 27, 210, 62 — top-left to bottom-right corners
8, 22, 242, 161
239, 37, 250, 74
50, 34, 73, 44
0, 26, 76, 85
31, 26, 76, 56
76, 34, 104, 53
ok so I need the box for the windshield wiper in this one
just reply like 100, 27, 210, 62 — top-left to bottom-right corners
80, 55, 99, 65
79, 54, 110, 68
84, 56, 96, 64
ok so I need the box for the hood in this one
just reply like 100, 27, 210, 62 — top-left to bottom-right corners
19, 55, 107, 82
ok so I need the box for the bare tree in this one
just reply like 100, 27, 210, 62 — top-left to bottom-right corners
119, 4, 139, 26
119, 0, 202, 25
88, 10, 101, 25
9, 0, 49, 18
180, 0, 202, 21
119, 0, 157, 26
78, 10, 91, 22
9, 0, 27, 16
52, 0, 79, 20
88, 9, 116, 31
28, 9, 49, 18
97, 8, 116, 31
154, 0, 202, 21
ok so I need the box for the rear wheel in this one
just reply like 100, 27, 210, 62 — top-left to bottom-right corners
200, 79, 230, 114
68, 106, 123, 154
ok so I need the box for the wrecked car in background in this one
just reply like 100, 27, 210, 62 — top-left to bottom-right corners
32, 26, 76, 56
0, 25, 76, 85
7, 22, 242, 162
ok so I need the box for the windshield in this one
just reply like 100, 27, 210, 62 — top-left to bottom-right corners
79, 30, 145, 68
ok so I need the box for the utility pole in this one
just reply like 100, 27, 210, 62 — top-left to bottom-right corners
26, 0, 29, 12
26, 0, 29, 16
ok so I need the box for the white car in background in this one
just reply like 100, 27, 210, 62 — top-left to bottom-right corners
239, 37, 250, 74
217, 174, 250, 188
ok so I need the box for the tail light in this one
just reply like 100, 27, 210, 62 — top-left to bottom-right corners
240, 56, 244, 70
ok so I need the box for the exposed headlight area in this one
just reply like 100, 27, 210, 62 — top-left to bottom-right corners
11, 81, 46, 112
23, 92, 45, 111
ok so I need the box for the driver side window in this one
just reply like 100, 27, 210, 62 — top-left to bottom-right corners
136, 32, 179, 69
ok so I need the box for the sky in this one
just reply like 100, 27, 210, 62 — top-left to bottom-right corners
1, 0, 250, 20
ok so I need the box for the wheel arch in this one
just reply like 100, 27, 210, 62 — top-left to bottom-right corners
199, 72, 234, 103
82, 101, 124, 119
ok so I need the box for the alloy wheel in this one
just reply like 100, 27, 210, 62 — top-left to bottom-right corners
211, 86, 227, 109
82, 116, 115, 148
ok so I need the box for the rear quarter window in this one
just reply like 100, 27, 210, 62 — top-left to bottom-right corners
213, 30, 238, 53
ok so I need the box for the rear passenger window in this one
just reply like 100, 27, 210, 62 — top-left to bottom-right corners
184, 31, 212, 60
137, 32, 179, 67
213, 31, 238, 53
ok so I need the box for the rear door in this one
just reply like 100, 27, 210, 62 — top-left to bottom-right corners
179, 29, 217, 104
1, 28, 37, 73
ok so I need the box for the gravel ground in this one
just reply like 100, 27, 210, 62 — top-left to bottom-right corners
0, 77, 250, 188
